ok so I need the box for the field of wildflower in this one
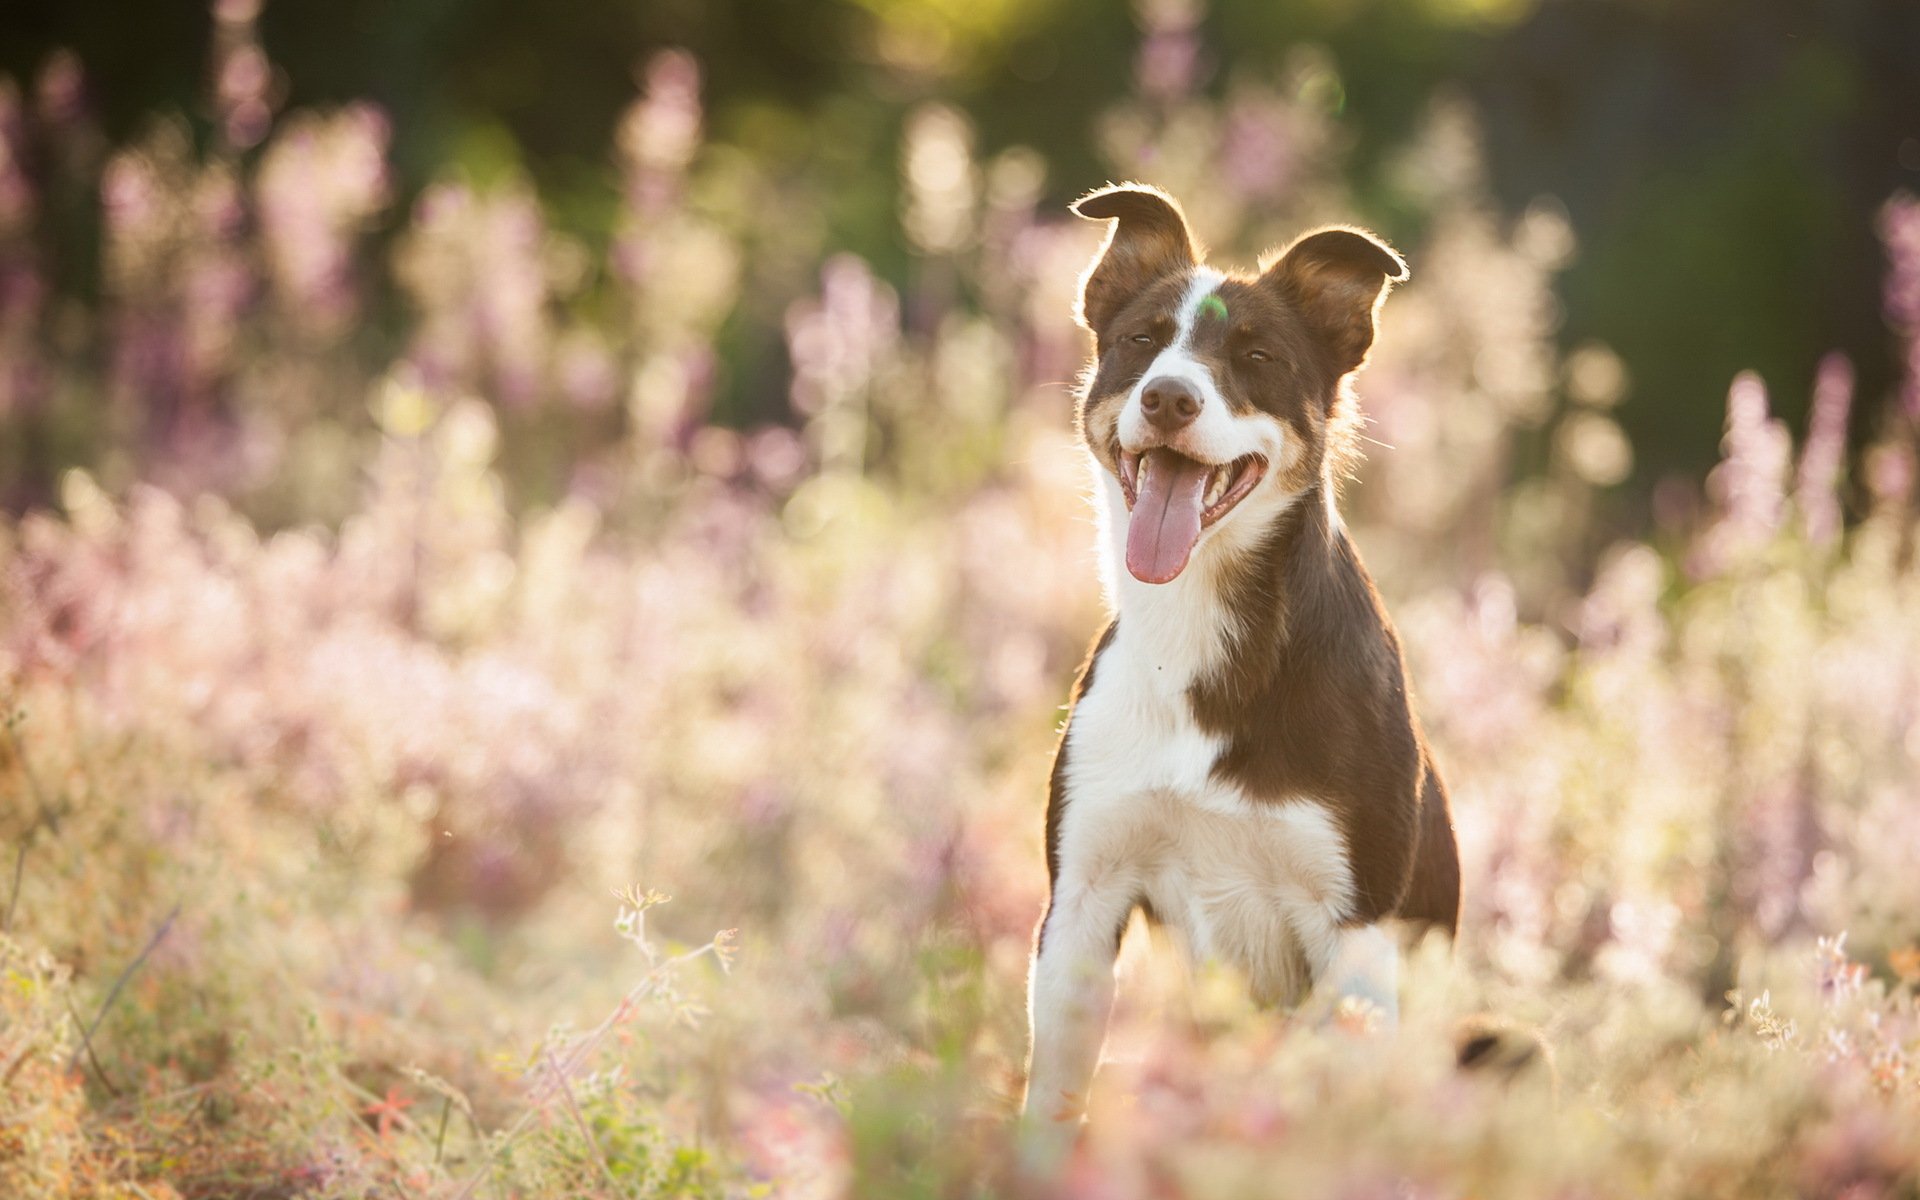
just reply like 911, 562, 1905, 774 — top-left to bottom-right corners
4, 6, 1920, 1197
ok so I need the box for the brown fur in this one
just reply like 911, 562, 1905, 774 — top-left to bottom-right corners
1193, 486, 1459, 933
1072, 185, 1200, 336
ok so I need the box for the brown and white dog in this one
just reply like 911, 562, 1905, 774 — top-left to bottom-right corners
1022, 184, 1461, 1130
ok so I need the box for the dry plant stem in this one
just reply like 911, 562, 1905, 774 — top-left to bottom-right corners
446, 939, 720, 1200
66, 994, 122, 1096
3, 713, 63, 935
547, 1047, 626, 1198
69, 903, 181, 1075
1, 1035, 42, 1089
1, 715, 61, 834
3, 837, 26, 934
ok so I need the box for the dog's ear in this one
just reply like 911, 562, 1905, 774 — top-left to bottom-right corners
1071, 184, 1199, 336
1263, 226, 1408, 376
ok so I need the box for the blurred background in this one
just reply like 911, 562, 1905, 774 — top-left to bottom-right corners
4, 0, 1919, 510
3, 1, 1920, 1196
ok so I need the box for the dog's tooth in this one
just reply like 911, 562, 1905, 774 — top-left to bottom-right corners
1137, 455, 1151, 489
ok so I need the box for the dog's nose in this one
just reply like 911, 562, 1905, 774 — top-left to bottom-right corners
1140, 377, 1201, 432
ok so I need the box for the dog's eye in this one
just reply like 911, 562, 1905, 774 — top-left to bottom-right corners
1130, 333, 1154, 345
1245, 348, 1273, 363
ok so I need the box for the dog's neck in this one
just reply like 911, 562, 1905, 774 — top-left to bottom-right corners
1096, 467, 1345, 691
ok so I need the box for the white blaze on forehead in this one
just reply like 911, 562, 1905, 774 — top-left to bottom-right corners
1125, 268, 1225, 430
1117, 266, 1285, 467
1171, 268, 1227, 351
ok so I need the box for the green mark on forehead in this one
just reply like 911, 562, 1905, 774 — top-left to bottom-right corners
1197, 293, 1229, 323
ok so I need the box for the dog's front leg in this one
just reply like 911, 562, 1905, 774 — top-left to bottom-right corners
1021, 883, 1130, 1152
1301, 921, 1400, 1028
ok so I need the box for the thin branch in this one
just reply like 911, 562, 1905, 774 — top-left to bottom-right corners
65, 995, 122, 1097
546, 1049, 625, 1199
447, 940, 719, 1200
1, 714, 60, 835
1, 1035, 40, 1089
3, 835, 27, 934
2, 708, 64, 935
69, 903, 180, 1075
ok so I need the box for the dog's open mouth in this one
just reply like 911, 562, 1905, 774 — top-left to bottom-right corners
1117, 448, 1268, 584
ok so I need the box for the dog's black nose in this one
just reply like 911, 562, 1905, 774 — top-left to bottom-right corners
1140, 377, 1201, 432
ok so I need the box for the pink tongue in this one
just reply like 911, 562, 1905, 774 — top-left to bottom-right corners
1126, 449, 1211, 584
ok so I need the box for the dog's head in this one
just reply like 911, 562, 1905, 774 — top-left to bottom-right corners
1071, 183, 1406, 584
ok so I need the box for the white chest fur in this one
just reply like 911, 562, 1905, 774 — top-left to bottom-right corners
1024, 465, 1399, 1136
1055, 613, 1357, 1005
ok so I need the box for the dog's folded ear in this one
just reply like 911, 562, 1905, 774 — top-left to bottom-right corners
1263, 227, 1408, 376
1071, 184, 1199, 335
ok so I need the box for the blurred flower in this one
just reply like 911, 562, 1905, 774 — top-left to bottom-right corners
1695, 371, 1792, 573
1816, 933, 1866, 1006
1555, 410, 1633, 487
98, 125, 258, 481
1219, 87, 1302, 202
211, 0, 274, 149
257, 105, 390, 334
786, 255, 900, 471
1880, 194, 1920, 421
902, 104, 977, 257
396, 182, 554, 408
0, 81, 30, 231
554, 328, 619, 412
34, 48, 86, 127
0, 80, 45, 424
1796, 353, 1855, 545
1863, 441, 1914, 508
617, 49, 702, 220
1134, 0, 1205, 101
1596, 899, 1679, 986
747, 425, 810, 492
1565, 341, 1628, 408
1737, 778, 1819, 940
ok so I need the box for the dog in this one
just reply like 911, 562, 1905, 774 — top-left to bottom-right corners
1022, 184, 1461, 1130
